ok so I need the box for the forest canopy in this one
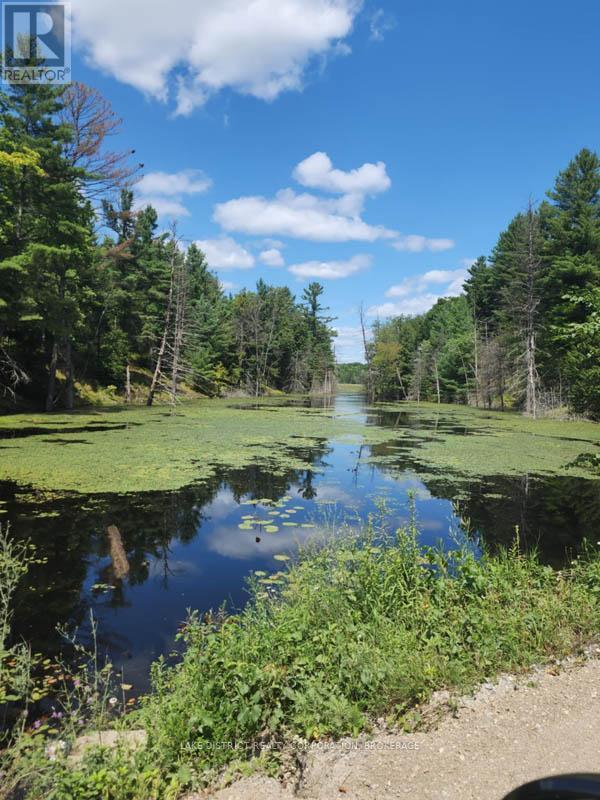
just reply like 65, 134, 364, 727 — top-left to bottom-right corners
1, 81, 599, 419
366, 150, 600, 419
0, 82, 336, 410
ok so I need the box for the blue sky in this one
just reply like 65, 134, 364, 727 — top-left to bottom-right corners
68, 0, 600, 361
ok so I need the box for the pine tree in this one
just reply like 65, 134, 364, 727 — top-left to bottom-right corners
0, 83, 95, 410
541, 149, 600, 397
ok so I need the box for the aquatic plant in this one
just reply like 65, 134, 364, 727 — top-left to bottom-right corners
0, 398, 599, 497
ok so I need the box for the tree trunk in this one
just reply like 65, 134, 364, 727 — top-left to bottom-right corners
396, 368, 408, 401
524, 202, 540, 419
473, 319, 479, 407
170, 255, 188, 406
125, 363, 131, 403
434, 357, 441, 405
359, 304, 374, 400
147, 316, 170, 407
46, 339, 59, 412
525, 327, 537, 418
147, 253, 176, 407
64, 337, 74, 410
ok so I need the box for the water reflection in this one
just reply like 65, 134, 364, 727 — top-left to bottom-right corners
4, 392, 600, 691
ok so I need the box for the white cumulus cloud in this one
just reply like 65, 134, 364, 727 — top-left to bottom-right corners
293, 151, 391, 195
196, 236, 255, 270
137, 170, 211, 197
392, 235, 455, 253
72, 0, 362, 115
369, 267, 467, 317
214, 189, 396, 243
135, 197, 192, 218
135, 169, 211, 218
334, 325, 366, 362
288, 253, 371, 279
259, 248, 285, 267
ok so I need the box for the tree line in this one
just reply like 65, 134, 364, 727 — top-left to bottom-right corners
366, 149, 600, 419
0, 82, 336, 410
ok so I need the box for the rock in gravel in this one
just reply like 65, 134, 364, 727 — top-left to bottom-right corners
68, 729, 147, 764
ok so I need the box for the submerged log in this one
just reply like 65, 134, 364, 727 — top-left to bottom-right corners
107, 524, 130, 579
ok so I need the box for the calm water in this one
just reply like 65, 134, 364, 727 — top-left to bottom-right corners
4, 391, 600, 691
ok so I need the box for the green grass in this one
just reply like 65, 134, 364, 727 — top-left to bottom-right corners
0, 397, 599, 496
136, 517, 600, 788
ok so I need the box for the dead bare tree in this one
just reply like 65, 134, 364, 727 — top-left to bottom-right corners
359, 303, 375, 400
410, 344, 429, 403
60, 82, 142, 199
433, 354, 441, 405
523, 203, 542, 418
395, 366, 409, 401
147, 231, 204, 407
0, 340, 29, 400
147, 239, 177, 407
170, 245, 189, 402
501, 201, 543, 417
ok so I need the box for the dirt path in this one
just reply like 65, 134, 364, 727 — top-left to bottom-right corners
207, 659, 600, 800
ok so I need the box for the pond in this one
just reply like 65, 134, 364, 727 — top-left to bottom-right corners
2, 390, 599, 692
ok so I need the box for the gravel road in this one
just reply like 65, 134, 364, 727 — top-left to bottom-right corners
205, 658, 600, 800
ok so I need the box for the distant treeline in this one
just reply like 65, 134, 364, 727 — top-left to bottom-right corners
336, 362, 366, 384
0, 82, 336, 410
367, 149, 600, 419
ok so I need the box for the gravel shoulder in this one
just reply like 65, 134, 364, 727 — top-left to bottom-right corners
207, 658, 600, 800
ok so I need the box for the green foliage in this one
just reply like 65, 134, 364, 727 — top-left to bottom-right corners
556, 288, 600, 418
372, 148, 600, 418
0, 83, 335, 409
31, 747, 171, 800
335, 362, 365, 384
0, 526, 37, 713
139, 517, 600, 785
372, 296, 474, 402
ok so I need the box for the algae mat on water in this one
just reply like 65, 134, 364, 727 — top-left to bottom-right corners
0, 398, 599, 495
365, 401, 600, 482
0, 399, 368, 494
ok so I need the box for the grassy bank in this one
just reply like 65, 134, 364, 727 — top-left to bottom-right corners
6, 514, 597, 798
139, 521, 600, 781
